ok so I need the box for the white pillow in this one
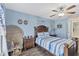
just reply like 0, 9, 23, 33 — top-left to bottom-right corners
44, 32, 49, 37
37, 32, 44, 37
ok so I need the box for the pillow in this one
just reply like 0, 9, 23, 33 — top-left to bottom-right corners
44, 32, 49, 37
37, 32, 44, 36
37, 32, 50, 38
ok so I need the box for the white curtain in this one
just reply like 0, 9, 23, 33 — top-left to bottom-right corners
0, 4, 8, 56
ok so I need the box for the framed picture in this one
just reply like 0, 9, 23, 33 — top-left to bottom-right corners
57, 24, 62, 28
24, 20, 28, 25
18, 19, 22, 24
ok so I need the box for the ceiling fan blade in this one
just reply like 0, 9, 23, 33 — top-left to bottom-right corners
67, 12, 76, 14
66, 5, 76, 10
50, 14, 56, 17
52, 10, 58, 12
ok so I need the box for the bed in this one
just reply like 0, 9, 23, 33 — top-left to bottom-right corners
34, 25, 78, 56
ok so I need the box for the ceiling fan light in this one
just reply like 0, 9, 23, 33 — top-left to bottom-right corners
58, 13, 64, 16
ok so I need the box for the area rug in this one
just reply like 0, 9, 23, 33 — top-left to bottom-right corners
20, 46, 52, 56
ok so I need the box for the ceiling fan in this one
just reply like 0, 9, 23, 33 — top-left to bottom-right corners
50, 5, 76, 17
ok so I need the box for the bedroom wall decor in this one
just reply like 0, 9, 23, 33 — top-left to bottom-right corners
6, 25, 24, 55
57, 24, 62, 28
18, 19, 22, 24
24, 20, 28, 25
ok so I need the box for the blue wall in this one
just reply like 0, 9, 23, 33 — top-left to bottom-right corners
5, 9, 69, 39
54, 17, 68, 38
5, 9, 52, 37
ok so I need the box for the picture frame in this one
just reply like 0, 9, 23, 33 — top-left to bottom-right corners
24, 20, 28, 25
57, 24, 62, 28
18, 19, 22, 24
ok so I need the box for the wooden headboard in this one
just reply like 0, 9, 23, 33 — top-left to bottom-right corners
35, 25, 48, 32
34, 25, 48, 37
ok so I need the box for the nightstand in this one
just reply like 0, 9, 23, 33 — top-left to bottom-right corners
23, 36, 35, 50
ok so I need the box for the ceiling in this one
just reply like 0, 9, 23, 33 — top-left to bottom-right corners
5, 3, 79, 19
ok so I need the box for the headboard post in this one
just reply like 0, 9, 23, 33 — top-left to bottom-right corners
64, 43, 69, 56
